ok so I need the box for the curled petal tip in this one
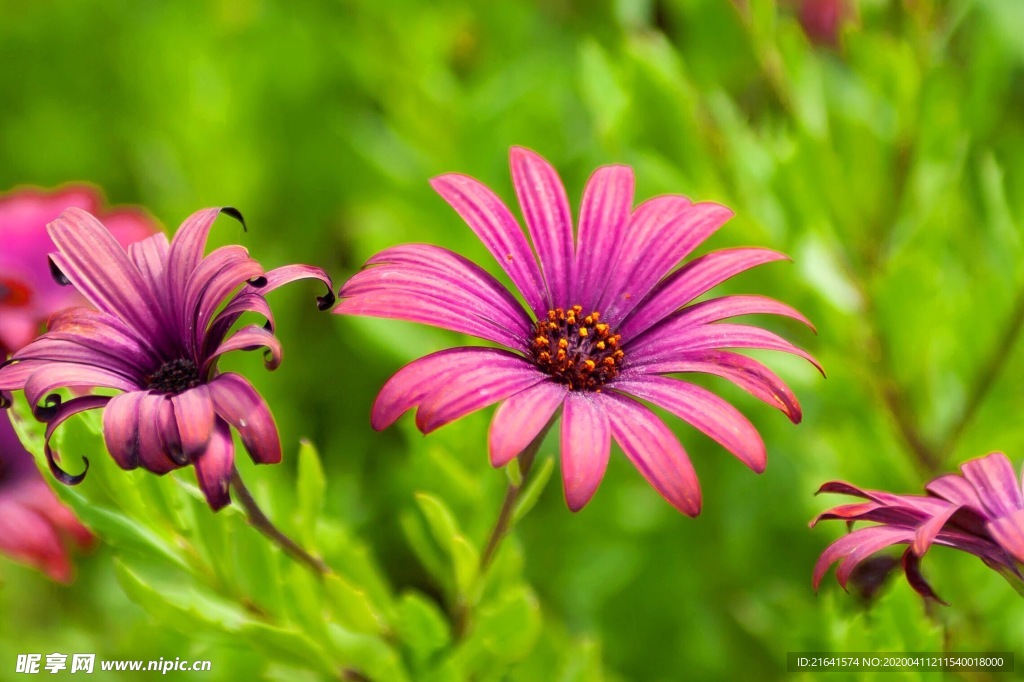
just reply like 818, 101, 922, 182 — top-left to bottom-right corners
220, 206, 247, 231
0, 390, 11, 409
48, 452, 89, 486
247, 275, 268, 288
316, 289, 337, 311
35, 394, 64, 422
48, 257, 71, 286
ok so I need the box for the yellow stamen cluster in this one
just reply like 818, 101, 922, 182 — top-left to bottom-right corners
530, 305, 624, 391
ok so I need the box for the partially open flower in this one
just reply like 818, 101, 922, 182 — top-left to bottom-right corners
812, 452, 1024, 603
337, 147, 818, 514
0, 207, 333, 510
0, 185, 157, 356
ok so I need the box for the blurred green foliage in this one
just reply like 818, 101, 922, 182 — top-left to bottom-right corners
2, 0, 1024, 679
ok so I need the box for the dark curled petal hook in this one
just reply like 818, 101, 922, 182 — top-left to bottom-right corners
49, 257, 71, 286
46, 444, 89, 486
317, 288, 337, 311
221, 206, 247, 232
247, 275, 268, 287
0, 390, 12, 410
35, 394, 63, 421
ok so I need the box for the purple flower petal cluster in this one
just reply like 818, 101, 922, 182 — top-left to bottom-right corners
337, 147, 818, 514
0, 207, 334, 510
813, 452, 1024, 602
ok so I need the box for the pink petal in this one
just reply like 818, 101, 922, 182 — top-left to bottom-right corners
165, 207, 233, 313
42, 395, 111, 485
619, 247, 790, 339
925, 473, 985, 510
573, 165, 634, 311
636, 350, 802, 423
430, 173, 547, 315
209, 372, 282, 465
137, 393, 183, 474
192, 419, 235, 511
611, 375, 767, 473
202, 324, 282, 376
47, 208, 165, 342
172, 385, 215, 462
42, 307, 159, 369
204, 292, 275, 355
340, 243, 532, 346
0, 502, 75, 583
102, 391, 145, 470
560, 391, 611, 511
488, 381, 566, 467
23, 364, 138, 415
128, 232, 171, 316
602, 199, 734, 324
246, 263, 335, 311
335, 290, 526, 350
813, 526, 914, 590
510, 147, 574, 308
629, 323, 823, 376
603, 392, 701, 516
183, 245, 263, 352
987, 508, 1024, 563
912, 503, 962, 556
667, 294, 816, 331
372, 348, 511, 430
960, 452, 1023, 519
415, 356, 546, 434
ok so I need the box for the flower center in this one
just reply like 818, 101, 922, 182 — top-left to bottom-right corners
0, 276, 32, 307
530, 305, 624, 391
147, 358, 201, 394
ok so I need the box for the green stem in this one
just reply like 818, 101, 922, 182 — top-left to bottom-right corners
454, 421, 555, 638
478, 422, 553, 573
230, 467, 331, 576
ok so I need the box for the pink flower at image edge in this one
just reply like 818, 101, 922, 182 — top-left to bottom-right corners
0, 413, 93, 583
813, 452, 1024, 603
0, 205, 334, 511
0, 185, 155, 581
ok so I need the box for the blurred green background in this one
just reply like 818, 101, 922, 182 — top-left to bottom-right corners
2, 0, 1024, 679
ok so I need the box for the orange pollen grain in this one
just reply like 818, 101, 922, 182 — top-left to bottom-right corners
529, 305, 625, 391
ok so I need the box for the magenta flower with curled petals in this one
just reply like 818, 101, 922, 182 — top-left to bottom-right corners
0, 185, 158, 355
0, 207, 334, 510
0, 412, 93, 582
812, 452, 1024, 603
336, 147, 819, 515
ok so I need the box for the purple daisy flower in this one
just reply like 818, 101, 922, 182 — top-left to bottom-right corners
336, 147, 819, 515
812, 452, 1024, 602
0, 207, 334, 511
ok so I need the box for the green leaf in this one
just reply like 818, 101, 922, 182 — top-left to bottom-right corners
239, 622, 338, 678
328, 624, 411, 682
58, 491, 190, 572
400, 510, 450, 594
512, 456, 554, 525
454, 586, 543, 675
414, 493, 479, 597
113, 560, 252, 633
394, 591, 451, 663
325, 574, 382, 635
295, 439, 326, 545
